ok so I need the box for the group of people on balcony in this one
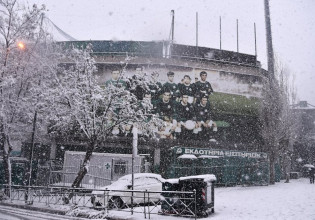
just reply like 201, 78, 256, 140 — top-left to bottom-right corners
105, 69, 217, 140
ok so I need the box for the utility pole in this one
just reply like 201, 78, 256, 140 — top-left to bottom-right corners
264, 0, 275, 82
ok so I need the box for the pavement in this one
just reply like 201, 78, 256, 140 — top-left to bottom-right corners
0, 200, 130, 220
0, 201, 67, 215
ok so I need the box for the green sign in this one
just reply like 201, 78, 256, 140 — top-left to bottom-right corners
175, 147, 268, 159
105, 163, 111, 169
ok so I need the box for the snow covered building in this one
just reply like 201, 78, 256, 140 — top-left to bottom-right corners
291, 101, 315, 171
21, 40, 270, 186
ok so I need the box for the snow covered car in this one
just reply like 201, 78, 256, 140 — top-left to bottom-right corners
91, 173, 165, 208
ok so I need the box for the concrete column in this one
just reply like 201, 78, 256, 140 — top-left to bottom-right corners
50, 138, 57, 160
154, 148, 161, 165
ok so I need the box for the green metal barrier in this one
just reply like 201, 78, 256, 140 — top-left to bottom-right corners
164, 147, 270, 186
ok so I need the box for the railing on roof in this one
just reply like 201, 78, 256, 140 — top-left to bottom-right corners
57, 41, 258, 67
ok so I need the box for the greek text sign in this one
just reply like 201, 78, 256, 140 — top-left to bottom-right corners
176, 147, 267, 159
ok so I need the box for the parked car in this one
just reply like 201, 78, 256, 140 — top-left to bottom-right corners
91, 173, 165, 208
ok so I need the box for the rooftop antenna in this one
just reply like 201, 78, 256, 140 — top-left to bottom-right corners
167, 10, 175, 58
236, 19, 239, 53
196, 12, 199, 56
171, 10, 175, 42
220, 16, 222, 50
254, 22, 257, 57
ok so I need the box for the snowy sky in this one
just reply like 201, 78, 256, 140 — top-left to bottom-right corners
23, 0, 315, 105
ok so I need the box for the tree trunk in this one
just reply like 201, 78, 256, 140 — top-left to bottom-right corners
283, 152, 291, 183
2, 152, 10, 186
63, 140, 97, 204
71, 140, 97, 188
0, 133, 11, 197
269, 153, 276, 185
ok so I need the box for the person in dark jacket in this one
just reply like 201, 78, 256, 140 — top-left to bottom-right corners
153, 89, 177, 138
162, 71, 180, 101
153, 89, 176, 121
194, 71, 214, 102
178, 75, 195, 104
148, 72, 163, 102
194, 95, 217, 139
174, 93, 196, 139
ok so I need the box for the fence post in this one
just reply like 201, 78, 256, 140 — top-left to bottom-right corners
46, 185, 49, 206
30, 187, 34, 205
148, 190, 151, 220
105, 190, 108, 215
144, 190, 146, 219
48, 161, 52, 186
9, 184, 12, 203
105, 191, 106, 213
9, 183, 12, 202
194, 189, 197, 220
83, 190, 85, 206
94, 176, 96, 189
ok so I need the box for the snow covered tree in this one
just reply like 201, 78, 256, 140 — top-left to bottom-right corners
0, 1, 63, 192
276, 63, 301, 183
50, 45, 162, 191
259, 59, 300, 184
0, 0, 49, 190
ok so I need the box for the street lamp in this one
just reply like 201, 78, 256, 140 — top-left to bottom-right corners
17, 42, 25, 50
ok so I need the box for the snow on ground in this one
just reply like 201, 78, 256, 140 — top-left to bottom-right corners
212, 178, 315, 220
97, 178, 315, 220
2, 178, 315, 220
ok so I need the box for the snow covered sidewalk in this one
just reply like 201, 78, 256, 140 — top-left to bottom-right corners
212, 178, 315, 220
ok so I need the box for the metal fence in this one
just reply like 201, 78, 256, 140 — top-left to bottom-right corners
1, 185, 197, 219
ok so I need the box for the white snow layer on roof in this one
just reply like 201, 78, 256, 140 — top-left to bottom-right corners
178, 154, 197, 159
65, 151, 140, 158
198, 155, 220, 159
118, 173, 164, 182
165, 178, 180, 184
93, 173, 165, 193
179, 174, 217, 182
